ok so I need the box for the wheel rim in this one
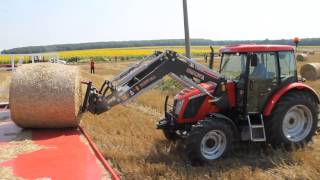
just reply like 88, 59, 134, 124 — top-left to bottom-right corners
282, 105, 313, 142
200, 130, 227, 160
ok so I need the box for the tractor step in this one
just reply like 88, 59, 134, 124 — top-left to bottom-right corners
247, 113, 266, 142
251, 125, 264, 128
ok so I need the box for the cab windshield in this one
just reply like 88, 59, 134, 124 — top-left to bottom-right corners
220, 53, 247, 80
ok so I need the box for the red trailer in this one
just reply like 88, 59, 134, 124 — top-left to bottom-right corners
0, 102, 120, 180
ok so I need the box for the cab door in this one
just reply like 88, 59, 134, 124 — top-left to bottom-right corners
246, 52, 279, 112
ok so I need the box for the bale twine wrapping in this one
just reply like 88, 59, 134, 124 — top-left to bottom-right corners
296, 53, 308, 61
300, 63, 320, 81
9, 63, 82, 128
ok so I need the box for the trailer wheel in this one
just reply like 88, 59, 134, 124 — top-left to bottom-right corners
186, 118, 233, 164
162, 129, 179, 141
265, 91, 318, 148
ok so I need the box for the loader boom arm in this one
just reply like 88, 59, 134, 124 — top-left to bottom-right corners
83, 50, 224, 114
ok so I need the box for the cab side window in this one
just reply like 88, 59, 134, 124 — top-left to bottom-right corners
249, 52, 278, 82
278, 51, 296, 82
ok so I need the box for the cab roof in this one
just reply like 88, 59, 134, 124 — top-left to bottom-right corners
219, 44, 294, 53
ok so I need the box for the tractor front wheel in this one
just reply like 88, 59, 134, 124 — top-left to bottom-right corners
186, 118, 233, 164
266, 91, 318, 148
162, 129, 179, 141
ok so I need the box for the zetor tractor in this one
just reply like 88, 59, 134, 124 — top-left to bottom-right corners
82, 44, 320, 163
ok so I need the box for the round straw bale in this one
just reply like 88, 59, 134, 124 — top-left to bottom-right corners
309, 50, 315, 55
9, 63, 82, 128
300, 63, 320, 81
296, 53, 308, 61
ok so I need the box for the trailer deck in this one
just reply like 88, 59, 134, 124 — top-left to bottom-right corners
0, 103, 119, 180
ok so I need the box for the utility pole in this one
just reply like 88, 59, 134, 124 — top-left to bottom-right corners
183, 0, 191, 58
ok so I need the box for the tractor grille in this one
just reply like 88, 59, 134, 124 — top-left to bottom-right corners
183, 95, 206, 118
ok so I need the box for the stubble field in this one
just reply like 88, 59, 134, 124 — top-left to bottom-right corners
79, 53, 320, 179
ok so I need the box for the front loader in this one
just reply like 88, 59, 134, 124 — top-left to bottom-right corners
81, 45, 320, 163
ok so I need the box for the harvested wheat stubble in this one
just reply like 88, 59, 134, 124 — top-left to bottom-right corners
296, 53, 308, 61
9, 63, 82, 128
300, 63, 320, 81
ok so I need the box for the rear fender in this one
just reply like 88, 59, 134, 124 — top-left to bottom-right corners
263, 82, 320, 117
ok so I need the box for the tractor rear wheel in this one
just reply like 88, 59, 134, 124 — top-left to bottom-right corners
186, 118, 233, 164
265, 91, 318, 148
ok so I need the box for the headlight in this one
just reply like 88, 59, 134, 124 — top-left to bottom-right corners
174, 100, 184, 114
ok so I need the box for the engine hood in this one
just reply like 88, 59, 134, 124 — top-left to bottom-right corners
175, 82, 216, 100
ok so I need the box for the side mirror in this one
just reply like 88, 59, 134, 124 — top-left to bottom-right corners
208, 46, 214, 70
250, 54, 258, 67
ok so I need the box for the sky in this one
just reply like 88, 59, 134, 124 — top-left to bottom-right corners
0, 0, 319, 50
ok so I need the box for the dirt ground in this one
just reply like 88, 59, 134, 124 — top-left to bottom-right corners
1, 54, 320, 179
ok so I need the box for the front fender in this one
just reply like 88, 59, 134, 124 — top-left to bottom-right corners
263, 82, 320, 117
207, 113, 239, 139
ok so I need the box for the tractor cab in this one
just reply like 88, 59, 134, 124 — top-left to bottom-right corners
219, 44, 296, 113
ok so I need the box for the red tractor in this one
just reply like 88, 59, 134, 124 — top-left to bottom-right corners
82, 44, 319, 163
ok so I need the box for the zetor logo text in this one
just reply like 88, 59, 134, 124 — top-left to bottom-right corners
186, 68, 204, 80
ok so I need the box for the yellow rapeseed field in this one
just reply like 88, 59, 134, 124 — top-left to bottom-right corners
0, 46, 219, 63
57, 46, 219, 59
1, 45, 318, 64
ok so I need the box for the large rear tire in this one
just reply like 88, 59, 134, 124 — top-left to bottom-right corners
265, 91, 318, 148
186, 118, 234, 164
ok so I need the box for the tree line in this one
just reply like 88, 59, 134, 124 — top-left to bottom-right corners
2, 38, 320, 54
